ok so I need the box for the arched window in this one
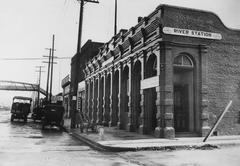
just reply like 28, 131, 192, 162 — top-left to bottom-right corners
146, 54, 157, 78
173, 54, 193, 68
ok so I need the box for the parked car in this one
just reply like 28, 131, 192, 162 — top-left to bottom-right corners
41, 104, 64, 130
10, 96, 32, 122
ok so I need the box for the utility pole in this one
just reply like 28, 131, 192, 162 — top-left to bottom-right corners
114, 0, 117, 36
76, 0, 99, 53
49, 34, 55, 103
35, 66, 45, 107
43, 48, 52, 102
71, 0, 99, 129
43, 39, 56, 103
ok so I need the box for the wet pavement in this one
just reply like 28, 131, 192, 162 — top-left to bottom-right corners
0, 111, 138, 166
1, 110, 240, 166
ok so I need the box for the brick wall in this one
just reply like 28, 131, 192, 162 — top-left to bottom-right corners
161, 4, 240, 135
207, 42, 240, 135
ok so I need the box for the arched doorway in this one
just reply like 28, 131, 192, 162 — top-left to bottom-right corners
89, 80, 93, 121
173, 53, 195, 133
111, 70, 119, 126
98, 76, 104, 124
145, 54, 157, 134
93, 79, 98, 123
121, 66, 129, 130
104, 74, 111, 126
132, 60, 141, 131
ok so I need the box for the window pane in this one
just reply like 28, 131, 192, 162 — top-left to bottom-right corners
174, 55, 193, 67
174, 56, 182, 65
183, 56, 192, 66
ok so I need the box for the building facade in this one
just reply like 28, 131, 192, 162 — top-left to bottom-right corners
83, 4, 240, 138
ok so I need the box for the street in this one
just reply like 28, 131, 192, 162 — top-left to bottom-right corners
0, 110, 133, 166
0, 110, 240, 166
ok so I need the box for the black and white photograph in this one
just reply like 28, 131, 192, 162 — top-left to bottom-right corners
0, 0, 240, 165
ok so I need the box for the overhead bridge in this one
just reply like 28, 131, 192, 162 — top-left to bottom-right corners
0, 80, 46, 96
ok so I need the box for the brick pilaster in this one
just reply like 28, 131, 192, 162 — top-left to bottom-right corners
200, 45, 210, 136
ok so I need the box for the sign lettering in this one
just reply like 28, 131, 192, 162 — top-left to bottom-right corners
163, 27, 222, 40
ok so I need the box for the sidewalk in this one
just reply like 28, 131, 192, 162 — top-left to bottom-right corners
65, 126, 240, 152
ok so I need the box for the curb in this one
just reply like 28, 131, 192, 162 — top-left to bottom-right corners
71, 131, 222, 152
70, 132, 108, 151
70, 131, 136, 152
64, 128, 136, 152
64, 129, 225, 152
64, 127, 240, 152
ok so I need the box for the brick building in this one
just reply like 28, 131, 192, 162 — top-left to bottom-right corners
82, 4, 240, 138
70, 40, 103, 128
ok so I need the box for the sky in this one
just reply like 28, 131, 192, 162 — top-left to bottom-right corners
0, 0, 240, 106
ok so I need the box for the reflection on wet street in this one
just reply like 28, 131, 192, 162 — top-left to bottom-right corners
0, 111, 87, 153
0, 111, 138, 166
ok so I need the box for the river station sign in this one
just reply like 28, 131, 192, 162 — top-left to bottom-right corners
163, 27, 222, 40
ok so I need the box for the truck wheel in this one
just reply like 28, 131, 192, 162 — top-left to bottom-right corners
59, 120, 64, 130
60, 120, 64, 126
42, 120, 46, 130
24, 116, 27, 123
11, 115, 14, 122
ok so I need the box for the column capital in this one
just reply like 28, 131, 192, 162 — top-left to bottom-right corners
199, 44, 209, 53
85, 78, 90, 83
127, 57, 133, 64
97, 72, 102, 79
114, 62, 123, 71
102, 69, 108, 76
106, 67, 112, 74
89, 76, 94, 82
139, 50, 146, 59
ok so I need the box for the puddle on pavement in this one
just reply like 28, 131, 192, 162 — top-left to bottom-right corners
35, 140, 46, 145
26, 135, 43, 139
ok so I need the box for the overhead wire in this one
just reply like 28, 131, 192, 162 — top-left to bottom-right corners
0, 57, 71, 61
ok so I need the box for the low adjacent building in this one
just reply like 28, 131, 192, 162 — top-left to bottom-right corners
83, 4, 240, 138
70, 40, 103, 128
62, 74, 71, 119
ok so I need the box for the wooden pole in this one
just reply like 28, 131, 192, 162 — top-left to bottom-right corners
203, 100, 232, 142
49, 34, 55, 103
114, 0, 117, 36
45, 49, 51, 102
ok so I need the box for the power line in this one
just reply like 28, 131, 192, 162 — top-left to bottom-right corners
0, 57, 71, 61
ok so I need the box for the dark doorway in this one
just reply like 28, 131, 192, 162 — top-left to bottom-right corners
174, 84, 189, 132
98, 77, 104, 124
89, 81, 93, 121
111, 70, 119, 126
104, 74, 111, 126
145, 54, 157, 134
93, 79, 98, 123
173, 54, 195, 133
121, 66, 129, 130
132, 60, 141, 131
